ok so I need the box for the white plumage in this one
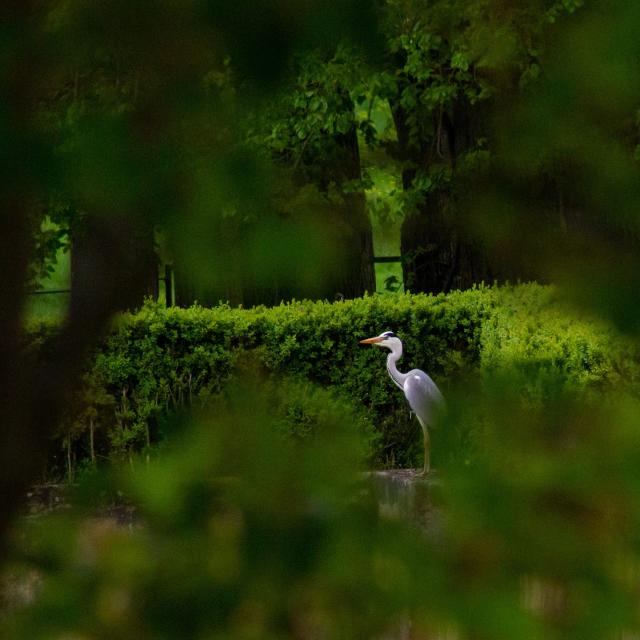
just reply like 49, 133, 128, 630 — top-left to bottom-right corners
360, 331, 445, 475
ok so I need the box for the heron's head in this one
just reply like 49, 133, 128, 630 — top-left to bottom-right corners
359, 331, 402, 351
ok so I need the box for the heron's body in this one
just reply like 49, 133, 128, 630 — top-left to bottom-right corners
360, 331, 444, 475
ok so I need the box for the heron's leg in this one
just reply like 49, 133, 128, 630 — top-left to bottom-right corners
423, 427, 431, 475
416, 425, 430, 476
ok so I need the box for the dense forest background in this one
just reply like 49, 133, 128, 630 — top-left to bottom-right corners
4, 1, 640, 638
29, 0, 628, 309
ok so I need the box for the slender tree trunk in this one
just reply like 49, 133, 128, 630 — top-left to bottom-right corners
66, 436, 73, 484
89, 417, 96, 466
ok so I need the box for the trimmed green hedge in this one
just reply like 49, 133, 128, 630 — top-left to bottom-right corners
30, 284, 640, 477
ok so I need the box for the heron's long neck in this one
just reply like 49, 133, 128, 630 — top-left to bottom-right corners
386, 344, 407, 390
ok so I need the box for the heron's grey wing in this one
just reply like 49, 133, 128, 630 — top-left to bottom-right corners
403, 370, 445, 428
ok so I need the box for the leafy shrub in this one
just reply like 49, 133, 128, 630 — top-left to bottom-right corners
26, 284, 640, 477
481, 286, 640, 403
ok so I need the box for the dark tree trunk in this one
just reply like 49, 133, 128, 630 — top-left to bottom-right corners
173, 215, 247, 308
174, 268, 197, 308
325, 116, 375, 299
340, 188, 376, 298
72, 216, 158, 308
392, 94, 492, 294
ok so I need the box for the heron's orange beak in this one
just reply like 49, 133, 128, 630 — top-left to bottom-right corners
359, 336, 384, 344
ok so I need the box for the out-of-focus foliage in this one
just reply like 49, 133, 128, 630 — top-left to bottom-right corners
480, 286, 640, 402
243, 44, 377, 303
3, 384, 434, 639
465, 1, 640, 332
26, 285, 640, 477
7, 294, 640, 639
6, 0, 640, 638
352, 0, 600, 293
23, 0, 383, 305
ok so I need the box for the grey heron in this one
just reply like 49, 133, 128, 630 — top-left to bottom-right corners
360, 331, 444, 475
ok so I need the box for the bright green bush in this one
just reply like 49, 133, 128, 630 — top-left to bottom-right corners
28, 284, 640, 477
481, 285, 640, 402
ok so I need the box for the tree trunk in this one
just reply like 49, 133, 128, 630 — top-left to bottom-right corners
89, 417, 95, 466
174, 267, 197, 308
72, 215, 159, 309
400, 190, 492, 293
66, 435, 73, 484
391, 94, 492, 293
324, 117, 375, 299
